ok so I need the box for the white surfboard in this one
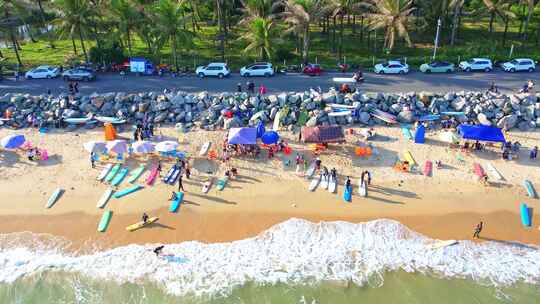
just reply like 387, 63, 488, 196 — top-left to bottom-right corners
328, 110, 352, 117
332, 77, 356, 83
358, 179, 367, 197
328, 176, 337, 193
96, 188, 113, 208
486, 163, 503, 181
320, 174, 329, 189
97, 164, 113, 181
309, 174, 321, 191
199, 142, 211, 156
328, 104, 357, 109
202, 179, 212, 193
426, 240, 458, 250
273, 110, 281, 131
305, 163, 316, 179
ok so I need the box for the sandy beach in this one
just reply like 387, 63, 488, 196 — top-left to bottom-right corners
0, 125, 539, 252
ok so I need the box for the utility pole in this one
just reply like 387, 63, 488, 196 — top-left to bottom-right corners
433, 18, 442, 61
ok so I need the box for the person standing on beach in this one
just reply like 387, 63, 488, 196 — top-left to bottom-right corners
157, 161, 162, 176
142, 212, 149, 224
178, 175, 185, 191
473, 221, 483, 239
90, 152, 96, 168
366, 171, 372, 185
185, 165, 191, 179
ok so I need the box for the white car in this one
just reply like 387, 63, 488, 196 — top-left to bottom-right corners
459, 58, 493, 72
195, 63, 230, 78
374, 61, 409, 74
240, 62, 274, 77
25, 66, 60, 79
502, 58, 535, 73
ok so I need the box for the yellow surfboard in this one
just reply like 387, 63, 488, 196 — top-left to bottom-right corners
126, 217, 159, 232
403, 151, 417, 166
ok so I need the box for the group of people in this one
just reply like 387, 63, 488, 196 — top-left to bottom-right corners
68, 81, 80, 94
133, 123, 155, 141
237, 81, 267, 95
26, 148, 42, 161
502, 141, 521, 160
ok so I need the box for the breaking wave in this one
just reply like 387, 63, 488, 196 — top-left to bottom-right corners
0, 218, 539, 297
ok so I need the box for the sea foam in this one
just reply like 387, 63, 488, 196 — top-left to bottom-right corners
0, 218, 539, 297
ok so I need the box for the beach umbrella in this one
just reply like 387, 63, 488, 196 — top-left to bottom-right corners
106, 139, 128, 154
439, 131, 459, 144
155, 141, 179, 153
1, 134, 26, 149
256, 121, 265, 138
261, 131, 279, 145
132, 141, 155, 153
83, 141, 106, 153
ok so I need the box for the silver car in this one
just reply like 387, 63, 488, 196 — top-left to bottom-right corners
62, 68, 96, 81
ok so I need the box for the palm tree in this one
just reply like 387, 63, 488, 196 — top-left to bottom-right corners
238, 17, 280, 60
52, 0, 95, 62
0, 0, 37, 66
273, 0, 326, 64
152, 0, 192, 70
240, 0, 273, 26
449, 0, 464, 46
522, 0, 536, 40
328, 0, 355, 60
109, 0, 139, 56
361, 0, 416, 51
479, 0, 515, 35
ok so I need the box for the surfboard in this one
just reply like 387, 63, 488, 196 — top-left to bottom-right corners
111, 167, 129, 186
417, 114, 440, 122
305, 163, 316, 179
202, 179, 212, 193
163, 166, 178, 184
403, 151, 417, 167
332, 77, 356, 83
199, 142, 211, 156
127, 165, 145, 183
273, 110, 281, 131
97, 163, 113, 181
328, 110, 352, 117
520, 203, 531, 227
423, 161, 433, 177
371, 109, 397, 124
524, 180, 537, 198
169, 192, 184, 212
95, 116, 126, 124
473, 163, 486, 178
113, 184, 142, 199
343, 185, 352, 202
146, 166, 159, 186
309, 174, 321, 191
126, 217, 159, 231
162, 255, 188, 263
168, 167, 182, 185
486, 163, 503, 181
217, 177, 228, 191
401, 126, 413, 140
46, 188, 63, 208
97, 210, 113, 232
426, 240, 458, 249
320, 174, 329, 189
328, 104, 356, 109
440, 111, 465, 116
328, 176, 337, 193
104, 164, 121, 182
358, 180, 367, 197
96, 188, 113, 208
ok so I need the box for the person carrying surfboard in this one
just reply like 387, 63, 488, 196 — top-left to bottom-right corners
473, 221, 483, 239
345, 176, 351, 189
168, 192, 177, 201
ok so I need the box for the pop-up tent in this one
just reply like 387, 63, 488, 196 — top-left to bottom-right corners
301, 126, 345, 143
458, 124, 506, 143
104, 123, 116, 141
414, 125, 425, 144
228, 127, 257, 144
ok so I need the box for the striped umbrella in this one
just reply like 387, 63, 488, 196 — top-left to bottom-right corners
1, 134, 26, 149
132, 141, 155, 153
155, 141, 178, 153
83, 141, 106, 153
106, 140, 128, 154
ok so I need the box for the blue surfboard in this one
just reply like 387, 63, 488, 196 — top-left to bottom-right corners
343, 185, 352, 202
169, 192, 184, 212
520, 203, 531, 227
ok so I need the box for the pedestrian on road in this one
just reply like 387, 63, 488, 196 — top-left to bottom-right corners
259, 84, 267, 95
237, 83, 242, 92
473, 221, 483, 239
14, 70, 19, 81
178, 175, 185, 191
247, 81, 255, 94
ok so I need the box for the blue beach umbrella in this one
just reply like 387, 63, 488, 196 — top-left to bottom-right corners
261, 131, 279, 145
256, 121, 265, 138
1, 134, 26, 149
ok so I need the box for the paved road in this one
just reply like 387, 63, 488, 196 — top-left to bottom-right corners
0, 71, 538, 95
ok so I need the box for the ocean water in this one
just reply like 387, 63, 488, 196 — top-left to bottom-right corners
1, 218, 539, 303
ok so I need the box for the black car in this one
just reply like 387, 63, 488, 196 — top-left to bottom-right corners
62, 68, 96, 81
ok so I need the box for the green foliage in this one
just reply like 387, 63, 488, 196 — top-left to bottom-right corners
89, 41, 125, 64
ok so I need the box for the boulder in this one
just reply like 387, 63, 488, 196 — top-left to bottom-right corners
496, 114, 518, 129
397, 110, 415, 123
477, 113, 492, 126
359, 112, 370, 124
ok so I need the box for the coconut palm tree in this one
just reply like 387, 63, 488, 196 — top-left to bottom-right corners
238, 17, 280, 60
0, 0, 38, 66
328, 0, 355, 60
361, 0, 416, 50
449, 0, 465, 46
52, 0, 95, 62
240, 0, 274, 24
273, 0, 326, 64
522, 0, 536, 40
151, 0, 192, 70
478, 0, 515, 35
109, 0, 139, 56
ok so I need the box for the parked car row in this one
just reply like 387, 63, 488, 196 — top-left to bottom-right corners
24, 65, 97, 81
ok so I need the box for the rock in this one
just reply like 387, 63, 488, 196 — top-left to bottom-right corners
305, 116, 318, 127
156, 101, 171, 111
518, 120, 530, 131
477, 113, 491, 126
224, 117, 241, 129
497, 114, 518, 129
91, 97, 105, 109
154, 112, 168, 123
359, 112, 370, 124
397, 110, 415, 123
451, 97, 466, 111
62, 109, 81, 118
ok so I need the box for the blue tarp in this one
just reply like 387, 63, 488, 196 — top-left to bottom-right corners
228, 128, 257, 144
256, 121, 265, 138
414, 125, 425, 144
458, 125, 506, 143
261, 131, 279, 144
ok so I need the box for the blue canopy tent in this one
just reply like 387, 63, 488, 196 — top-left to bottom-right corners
228, 127, 257, 144
261, 131, 279, 144
457, 125, 506, 143
414, 125, 425, 144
